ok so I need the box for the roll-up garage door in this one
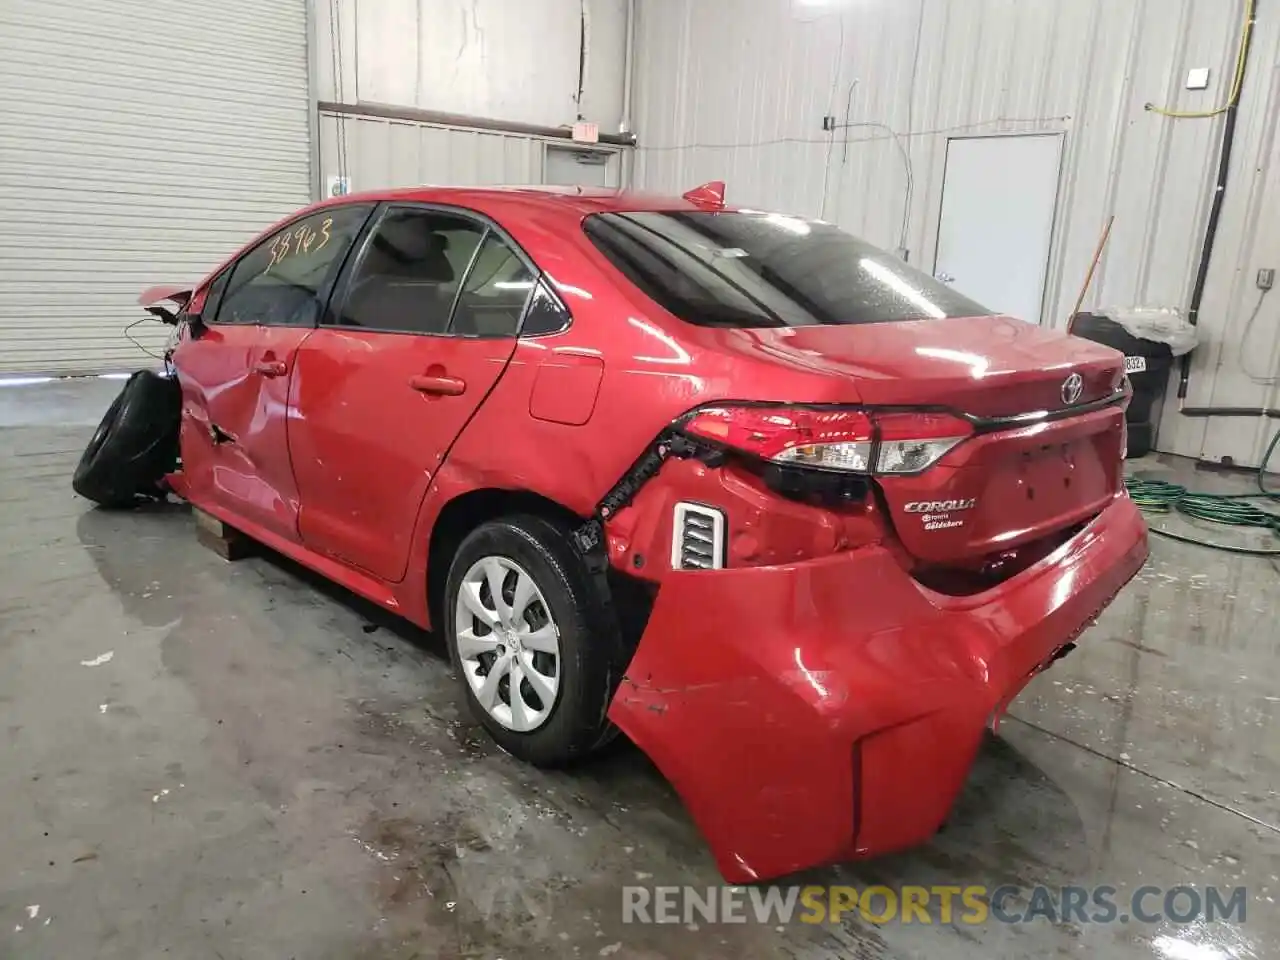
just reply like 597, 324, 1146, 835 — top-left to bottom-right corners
0, 0, 313, 374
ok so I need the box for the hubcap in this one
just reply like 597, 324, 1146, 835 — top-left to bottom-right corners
453, 556, 561, 732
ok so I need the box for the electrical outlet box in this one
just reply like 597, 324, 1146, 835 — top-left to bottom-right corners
1186, 67, 1211, 90
822, 115, 837, 131
1258, 268, 1275, 290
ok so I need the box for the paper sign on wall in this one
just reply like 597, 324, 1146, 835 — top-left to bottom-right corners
571, 122, 599, 144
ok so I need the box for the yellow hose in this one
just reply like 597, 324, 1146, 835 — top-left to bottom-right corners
1145, 0, 1255, 119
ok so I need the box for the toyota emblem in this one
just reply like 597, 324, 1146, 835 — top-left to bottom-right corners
1061, 372, 1084, 405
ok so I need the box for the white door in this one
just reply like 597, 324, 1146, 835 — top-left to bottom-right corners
544, 146, 620, 188
934, 134, 1063, 325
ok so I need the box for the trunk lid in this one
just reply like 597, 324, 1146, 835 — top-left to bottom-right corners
730, 315, 1123, 416
724, 316, 1128, 565
874, 404, 1126, 565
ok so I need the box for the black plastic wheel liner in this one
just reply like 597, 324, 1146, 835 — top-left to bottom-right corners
72, 370, 182, 508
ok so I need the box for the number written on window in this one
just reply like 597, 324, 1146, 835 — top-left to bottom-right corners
268, 217, 334, 269
215, 205, 371, 327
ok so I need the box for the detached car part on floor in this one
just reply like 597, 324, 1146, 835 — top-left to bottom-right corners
72, 370, 180, 507
77, 182, 1149, 882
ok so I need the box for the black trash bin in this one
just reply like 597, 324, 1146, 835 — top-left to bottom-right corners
1070, 312, 1173, 458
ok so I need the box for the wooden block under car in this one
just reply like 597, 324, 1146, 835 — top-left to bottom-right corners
193, 507, 253, 561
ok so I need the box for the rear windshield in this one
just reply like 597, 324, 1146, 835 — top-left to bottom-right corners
583, 210, 992, 327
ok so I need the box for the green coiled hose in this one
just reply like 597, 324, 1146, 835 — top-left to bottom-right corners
1124, 427, 1280, 555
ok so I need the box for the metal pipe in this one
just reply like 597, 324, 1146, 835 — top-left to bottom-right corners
303, 0, 322, 201
317, 100, 638, 147
620, 0, 636, 134
1179, 404, 1280, 419
576, 0, 590, 120
1177, 0, 1258, 401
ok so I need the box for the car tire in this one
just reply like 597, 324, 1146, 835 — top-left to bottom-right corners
443, 514, 622, 767
73, 370, 181, 508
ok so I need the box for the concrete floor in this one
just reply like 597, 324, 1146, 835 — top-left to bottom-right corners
2, 377, 1278, 959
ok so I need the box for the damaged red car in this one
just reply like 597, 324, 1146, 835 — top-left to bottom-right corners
77, 183, 1149, 883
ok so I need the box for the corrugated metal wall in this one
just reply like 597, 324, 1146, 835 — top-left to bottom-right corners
314, 0, 626, 130
312, 0, 630, 196
632, 0, 1280, 468
317, 112, 627, 192
0, 0, 313, 374
317, 114, 546, 188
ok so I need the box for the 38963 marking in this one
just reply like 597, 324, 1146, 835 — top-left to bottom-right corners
267, 217, 333, 268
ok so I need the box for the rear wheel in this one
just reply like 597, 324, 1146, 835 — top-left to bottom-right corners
443, 514, 619, 766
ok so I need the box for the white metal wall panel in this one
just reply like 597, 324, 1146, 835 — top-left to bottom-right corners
317, 112, 625, 192
0, 0, 312, 374
314, 0, 627, 130
317, 114, 545, 189
633, 0, 1280, 468
545, 146, 623, 189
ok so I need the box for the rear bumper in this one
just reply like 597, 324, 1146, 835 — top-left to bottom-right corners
608, 494, 1148, 882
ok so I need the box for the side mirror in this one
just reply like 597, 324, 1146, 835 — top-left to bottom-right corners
184, 312, 207, 338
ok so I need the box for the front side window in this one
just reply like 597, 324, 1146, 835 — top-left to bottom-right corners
215, 204, 372, 326
201, 269, 230, 320
583, 210, 992, 327
335, 209, 486, 334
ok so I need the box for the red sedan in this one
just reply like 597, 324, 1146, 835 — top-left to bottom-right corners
82, 183, 1148, 883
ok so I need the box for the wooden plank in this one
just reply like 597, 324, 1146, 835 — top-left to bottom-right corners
193, 507, 252, 561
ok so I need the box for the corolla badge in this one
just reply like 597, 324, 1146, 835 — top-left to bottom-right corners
903, 500, 977, 513
1061, 372, 1084, 405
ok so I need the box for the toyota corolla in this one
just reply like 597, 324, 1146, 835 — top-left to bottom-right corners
76, 182, 1149, 883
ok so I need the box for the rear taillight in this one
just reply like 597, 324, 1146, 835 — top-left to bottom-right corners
682, 405, 972, 475
682, 407, 875, 470
872, 411, 975, 474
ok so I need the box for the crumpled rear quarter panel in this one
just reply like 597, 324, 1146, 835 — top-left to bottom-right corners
607, 496, 1148, 882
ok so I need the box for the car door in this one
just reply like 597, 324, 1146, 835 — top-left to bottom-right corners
174, 204, 373, 541
288, 204, 537, 582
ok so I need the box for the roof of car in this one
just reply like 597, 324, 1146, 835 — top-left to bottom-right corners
310, 184, 736, 219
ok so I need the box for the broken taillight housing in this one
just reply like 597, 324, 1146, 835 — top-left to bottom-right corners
682, 405, 972, 476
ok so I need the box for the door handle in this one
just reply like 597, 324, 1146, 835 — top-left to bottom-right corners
409, 374, 466, 396
254, 359, 288, 377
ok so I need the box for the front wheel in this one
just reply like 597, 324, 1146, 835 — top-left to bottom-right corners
73, 370, 180, 507
443, 514, 620, 767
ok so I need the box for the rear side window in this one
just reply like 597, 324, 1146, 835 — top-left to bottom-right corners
335, 208, 486, 334
521, 280, 571, 336
583, 211, 992, 327
450, 234, 535, 337
216, 205, 371, 326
